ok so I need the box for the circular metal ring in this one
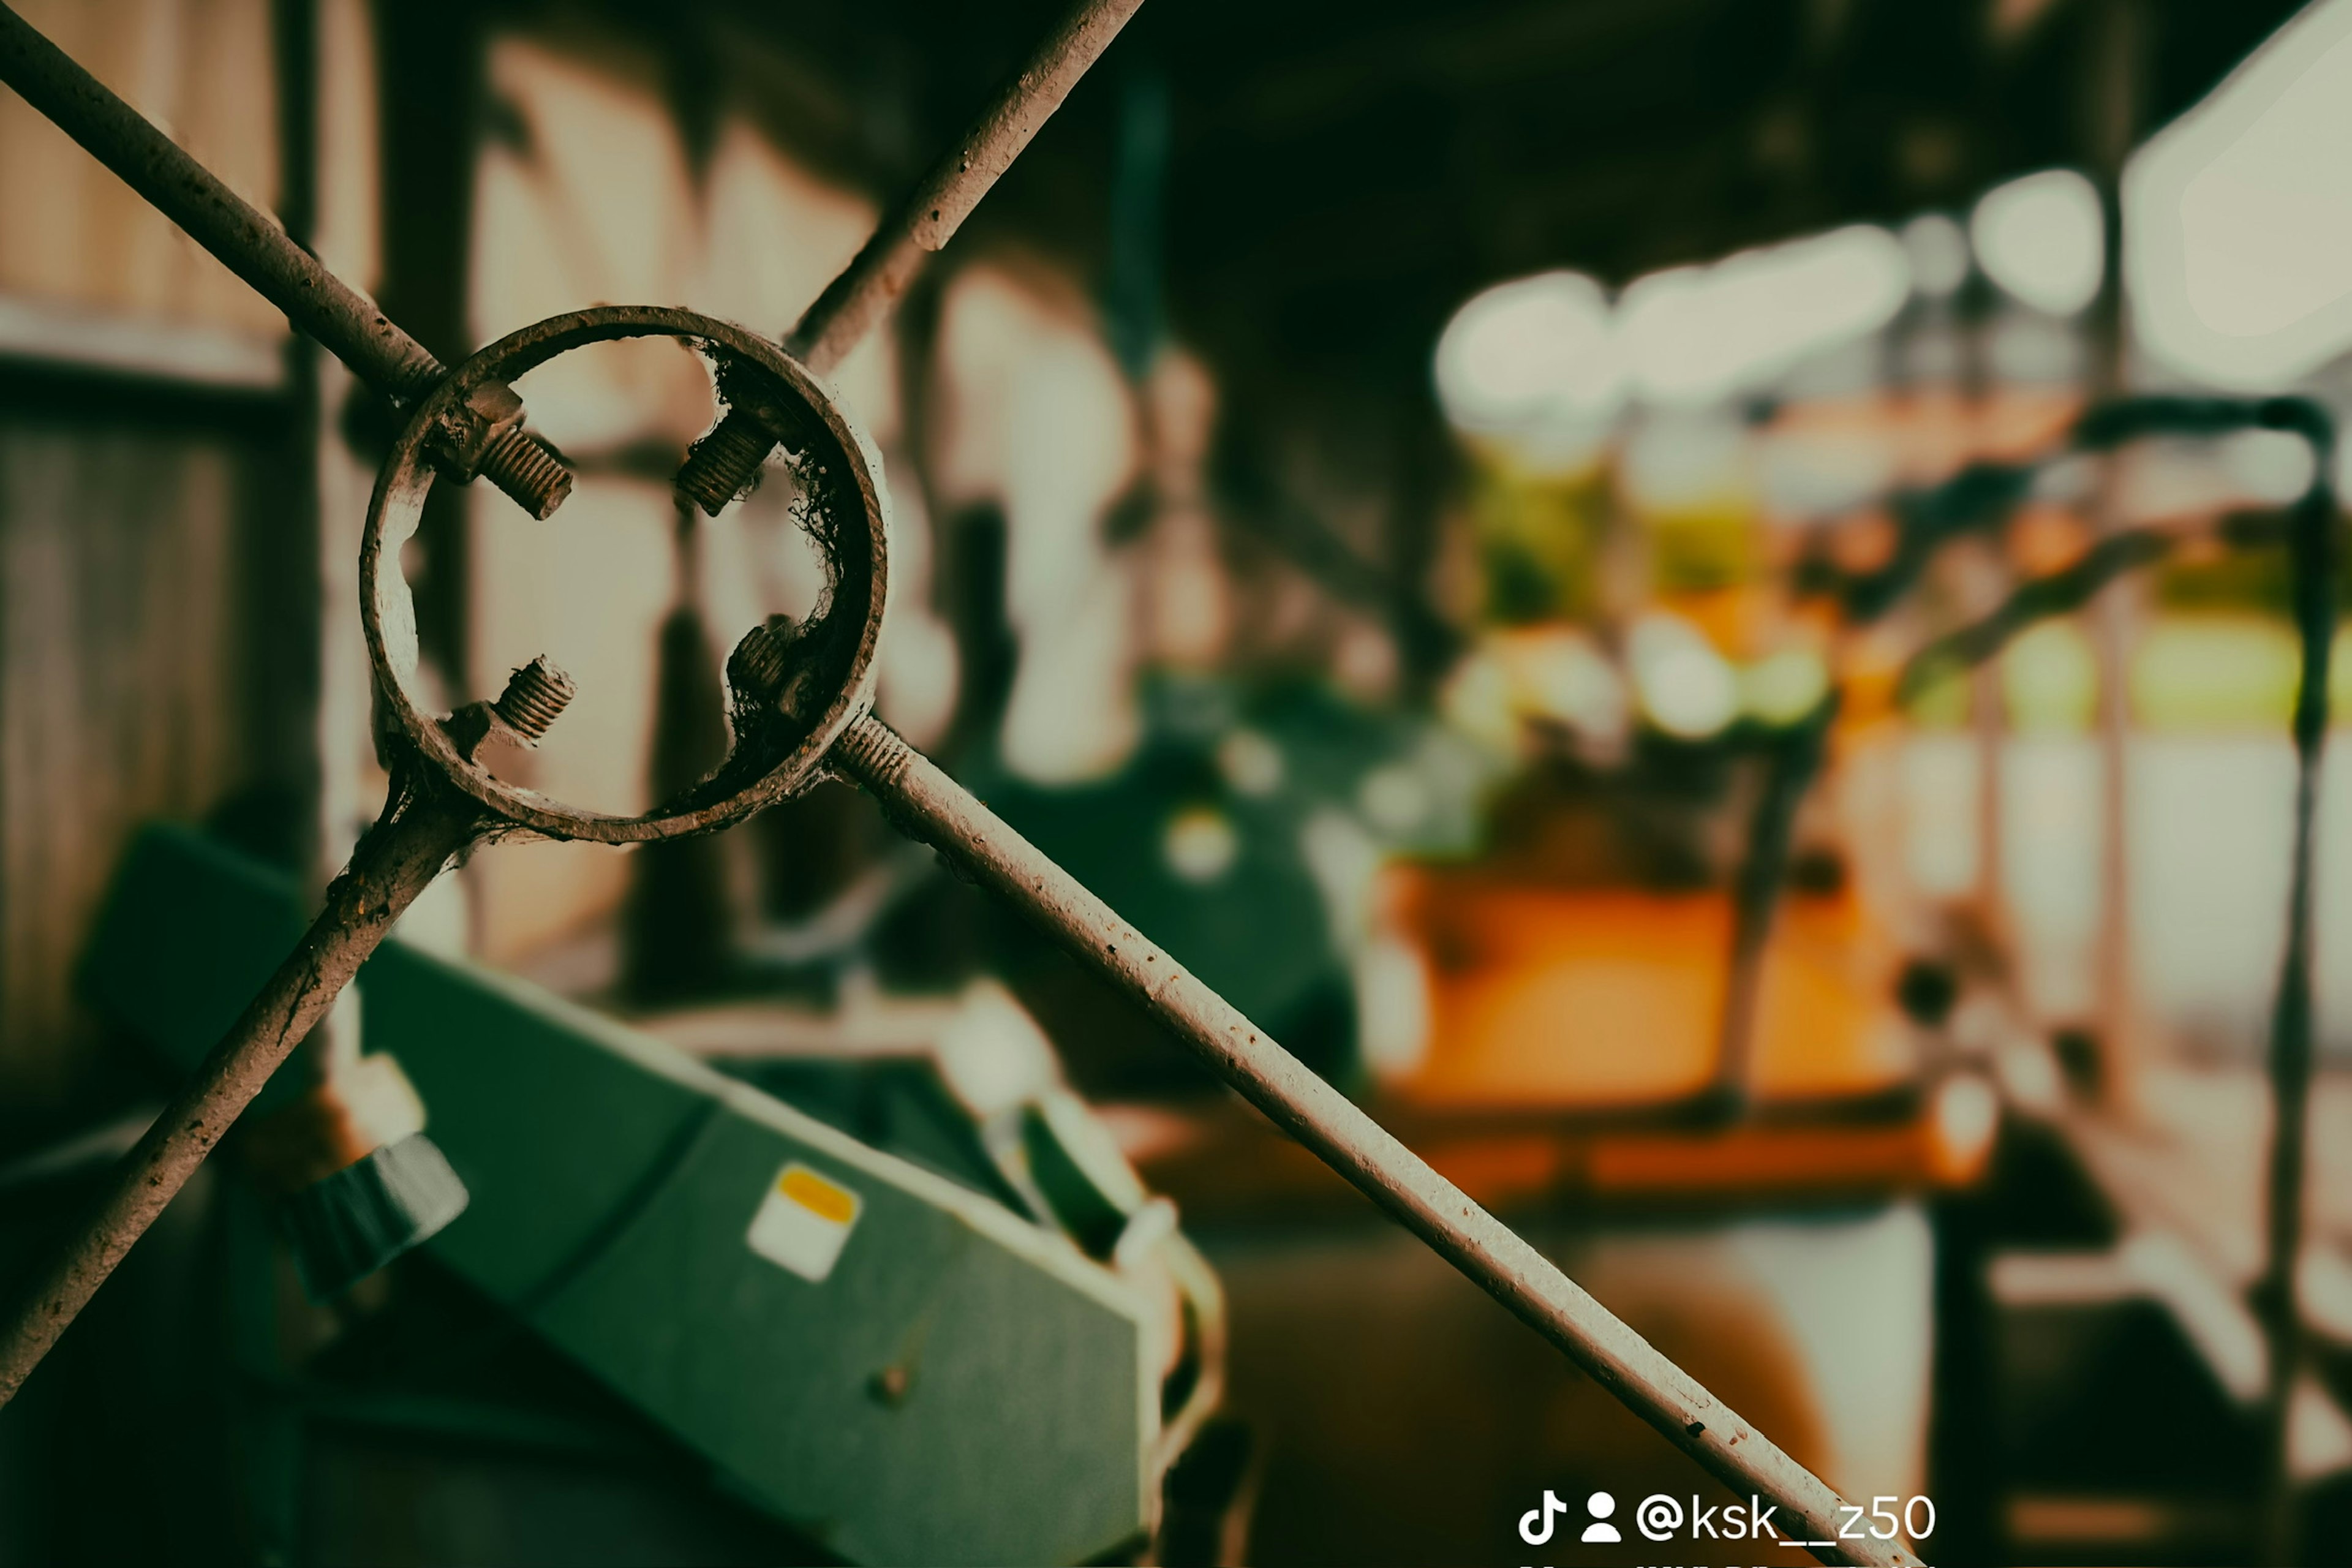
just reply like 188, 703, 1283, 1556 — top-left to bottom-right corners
362, 304, 889, 844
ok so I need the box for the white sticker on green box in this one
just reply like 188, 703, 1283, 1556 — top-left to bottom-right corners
747, 1162, 862, 1282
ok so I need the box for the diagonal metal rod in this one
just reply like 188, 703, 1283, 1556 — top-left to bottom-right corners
0, 790, 474, 1406
0, 1, 569, 517
830, 713, 1920, 1568
2259, 435, 2338, 1562
0, 660, 579, 1408
791, 0, 1146, 375
676, 0, 1147, 513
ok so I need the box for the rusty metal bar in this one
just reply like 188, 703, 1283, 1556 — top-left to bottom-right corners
0, 0, 431, 395
0, 1, 568, 517
829, 712, 1920, 1568
793, 0, 1145, 374
0, 657, 582, 1407
676, 0, 1147, 513
0, 789, 472, 1406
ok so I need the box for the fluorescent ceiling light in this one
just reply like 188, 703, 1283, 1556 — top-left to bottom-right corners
1618, 226, 1910, 407
2127, 0, 2352, 388
1972, 168, 2103, 316
1434, 270, 1624, 433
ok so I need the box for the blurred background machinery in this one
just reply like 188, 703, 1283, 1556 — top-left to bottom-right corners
11, 0, 2352, 1562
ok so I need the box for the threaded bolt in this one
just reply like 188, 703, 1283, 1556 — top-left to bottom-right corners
476, 427, 574, 520
492, 656, 576, 741
726, 616, 799, 707
675, 410, 780, 518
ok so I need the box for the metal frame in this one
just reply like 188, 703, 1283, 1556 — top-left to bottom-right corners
0, 4, 1924, 1562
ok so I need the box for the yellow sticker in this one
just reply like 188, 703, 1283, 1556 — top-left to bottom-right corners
748, 1161, 862, 1282
778, 1164, 858, 1224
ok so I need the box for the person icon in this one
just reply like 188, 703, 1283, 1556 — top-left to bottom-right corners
1581, 1491, 1622, 1544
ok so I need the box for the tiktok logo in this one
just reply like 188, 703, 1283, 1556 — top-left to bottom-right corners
1518, 1490, 1621, 1545
1518, 1490, 1565, 1544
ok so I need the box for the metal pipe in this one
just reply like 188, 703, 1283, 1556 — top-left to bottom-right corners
2260, 451, 2338, 1564
830, 712, 1920, 1568
1711, 701, 1833, 1113
0, 2, 568, 517
676, 0, 1148, 513
2082, 0, 2143, 1113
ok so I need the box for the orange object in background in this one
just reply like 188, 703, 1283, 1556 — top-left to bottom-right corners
1392, 872, 1913, 1114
